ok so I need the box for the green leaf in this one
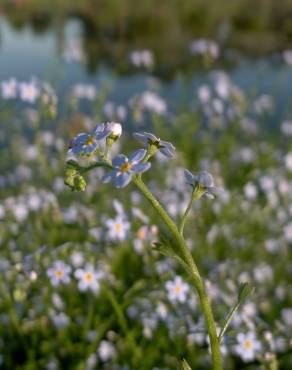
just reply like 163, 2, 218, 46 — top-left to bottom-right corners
180, 359, 192, 370
238, 282, 255, 304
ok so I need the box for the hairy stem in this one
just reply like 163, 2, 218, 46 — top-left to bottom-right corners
179, 190, 195, 235
133, 176, 223, 370
218, 302, 240, 343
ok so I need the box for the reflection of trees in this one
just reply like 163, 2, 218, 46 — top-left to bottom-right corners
2, 0, 292, 77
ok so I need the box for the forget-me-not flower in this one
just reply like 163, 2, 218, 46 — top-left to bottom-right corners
69, 123, 112, 155
133, 132, 175, 158
184, 169, 222, 198
47, 260, 71, 286
102, 149, 150, 188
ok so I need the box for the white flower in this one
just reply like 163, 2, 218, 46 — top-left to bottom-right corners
1, 78, 17, 99
19, 81, 40, 103
106, 216, 130, 241
98, 340, 116, 361
72, 84, 96, 100
284, 152, 292, 171
156, 302, 168, 320
283, 50, 292, 65
244, 182, 258, 200
283, 222, 292, 242
235, 332, 261, 362
165, 276, 189, 303
70, 252, 84, 267
198, 85, 211, 103
140, 91, 167, 115
281, 120, 292, 136
105, 122, 122, 138
50, 312, 70, 329
259, 176, 275, 192
47, 261, 71, 286
130, 49, 154, 67
74, 264, 101, 292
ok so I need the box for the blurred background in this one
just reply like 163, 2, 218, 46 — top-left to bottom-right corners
0, 1, 291, 369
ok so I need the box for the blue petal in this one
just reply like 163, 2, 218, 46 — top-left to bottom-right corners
74, 133, 89, 145
160, 140, 175, 152
83, 142, 98, 154
184, 169, 195, 184
144, 132, 158, 142
129, 149, 146, 164
198, 171, 214, 187
102, 170, 117, 183
115, 172, 132, 188
96, 130, 111, 140
133, 132, 148, 145
208, 186, 223, 195
112, 155, 128, 168
71, 146, 83, 155
159, 147, 174, 158
132, 162, 151, 173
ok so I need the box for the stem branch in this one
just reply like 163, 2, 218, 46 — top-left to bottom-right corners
133, 176, 223, 370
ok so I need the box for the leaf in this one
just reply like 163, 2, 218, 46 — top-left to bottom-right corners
180, 359, 192, 370
237, 282, 255, 304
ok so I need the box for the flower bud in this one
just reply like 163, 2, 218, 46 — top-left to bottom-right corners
73, 174, 86, 191
106, 122, 122, 139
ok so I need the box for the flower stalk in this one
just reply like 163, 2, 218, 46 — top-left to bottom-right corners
133, 176, 223, 370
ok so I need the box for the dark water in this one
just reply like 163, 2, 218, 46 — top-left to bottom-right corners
1, 17, 292, 124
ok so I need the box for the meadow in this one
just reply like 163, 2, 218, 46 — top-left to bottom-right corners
0, 1, 292, 369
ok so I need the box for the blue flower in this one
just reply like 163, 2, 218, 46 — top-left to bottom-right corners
102, 149, 151, 188
133, 132, 175, 158
184, 169, 222, 198
69, 123, 113, 156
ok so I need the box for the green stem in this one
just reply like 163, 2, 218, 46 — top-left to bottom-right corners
103, 287, 141, 364
133, 176, 223, 370
179, 190, 195, 235
218, 302, 240, 343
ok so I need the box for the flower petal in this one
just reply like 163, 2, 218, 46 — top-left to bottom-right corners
198, 171, 214, 187
115, 172, 132, 188
112, 155, 128, 168
102, 170, 117, 183
184, 169, 195, 185
129, 149, 146, 164
133, 132, 148, 145
144, 132, 158, 142
132, 162, 151, 173
159, 146, 174, 158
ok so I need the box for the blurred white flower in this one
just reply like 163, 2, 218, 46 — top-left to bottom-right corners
74, 264, 101, 292
106, 216, 130, 241
1, 78, 17, 99
19, 80, 40, 103
98, 340, 116, 361
235, 332, 261, 362
284, 152, 292, 171
47, 261, 71, 286
165, 276, 189, 303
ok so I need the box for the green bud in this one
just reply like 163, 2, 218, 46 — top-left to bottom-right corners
64, 176, 75, 189
73, 174, 86, 191
65, 167, 77, 178
238, 282, 255, 303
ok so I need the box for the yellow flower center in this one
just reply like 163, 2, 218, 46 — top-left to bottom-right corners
243, 340, 253, 350
85, 136, 95, 146
137, 228, 146, 239
115, 223, 122, 232
120, 162, 132, 172
84, 273, 93, 282
174, 285, 182, 294
54, 270, 64, 278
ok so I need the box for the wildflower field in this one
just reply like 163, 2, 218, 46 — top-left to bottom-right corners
0, 1, 292, 369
